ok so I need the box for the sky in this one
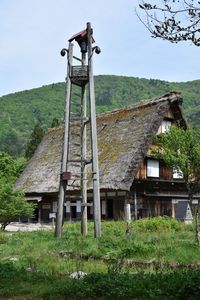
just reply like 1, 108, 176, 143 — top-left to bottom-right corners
0, 0, 199, 96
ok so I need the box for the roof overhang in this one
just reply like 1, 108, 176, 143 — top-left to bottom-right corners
26, 196, 42, 202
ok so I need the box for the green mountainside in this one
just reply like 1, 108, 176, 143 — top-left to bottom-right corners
0, 75, 200, 156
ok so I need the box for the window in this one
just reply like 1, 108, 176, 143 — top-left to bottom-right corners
173, 168, 183, 179
157, 120, 172, 134
101, 200, 106, 215
147, 159, 159, 177
76, 201, 81, 213
52, 201, 57, 213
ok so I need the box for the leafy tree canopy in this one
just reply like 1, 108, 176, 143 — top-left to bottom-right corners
0, 152, 33, 231
154, 127, 200, 190
25, 121, 45, 159
138, 0, 200, 46
0, 182, 34, 231
153, 126, 200, 245
0, 130, 24, 157
51, 117, 60, 128
0, 152, 26, 182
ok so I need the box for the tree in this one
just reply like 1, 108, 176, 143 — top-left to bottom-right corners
0, 152, 34, 231
153, 126, 200, 245
0, 182, 34, 231
25, 122, 45, 159
51, 117, 60, 128
138, 1, 200, 45
0, 130, 24, 157
0, 152, 26, 181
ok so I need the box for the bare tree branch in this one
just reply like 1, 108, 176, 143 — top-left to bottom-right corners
137, 0, 200, 46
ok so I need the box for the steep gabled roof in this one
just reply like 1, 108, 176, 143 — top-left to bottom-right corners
15, 92, 186, 193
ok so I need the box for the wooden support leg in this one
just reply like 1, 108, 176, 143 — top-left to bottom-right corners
172, 202, 175, 219
38, 203, 42, 223
124, 198, 131, 222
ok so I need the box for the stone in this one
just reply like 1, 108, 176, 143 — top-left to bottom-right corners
69, 271, 87, 279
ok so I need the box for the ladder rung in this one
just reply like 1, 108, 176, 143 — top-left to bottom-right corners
70, 177, 88, 181
68, 159, 92, 164
71, 111, 81, 115
68, 159, 81, 163
69, 141, 81, 148
73, 92, 81, 97
70, 123, 81, 127
71, 133, 81, 137
70, 117, 89, 122
71, 113, 81, 117
66, 195, 82, 199
68, 154, 81, 163
73, 153, 82, 158
71, 78, 88, 87
68, 184, 79, 187
71, 174, 81, 178
69, 163, 80, 168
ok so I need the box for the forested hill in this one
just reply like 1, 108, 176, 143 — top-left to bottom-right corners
1, 75, 200, 156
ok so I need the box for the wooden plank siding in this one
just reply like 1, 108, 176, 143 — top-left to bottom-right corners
135, 158, 173, 181
135, 159, 146, 179
159, 161, 173, 180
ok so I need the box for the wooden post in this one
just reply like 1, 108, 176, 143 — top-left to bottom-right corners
124, 197, 131, 222
87, 22, 101, 238
134, 189, 137, 220
55, 43, 73, 238
38, 203, 41, 223
172, 202, 176, 219
81, 51, 88, 236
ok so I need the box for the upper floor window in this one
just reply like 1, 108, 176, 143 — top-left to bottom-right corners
157, 120, 172, 135
173, 168, 183, 179
147, 159, 159, 178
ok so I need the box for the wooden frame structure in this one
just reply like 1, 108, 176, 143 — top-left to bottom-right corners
55, 23, 101, 238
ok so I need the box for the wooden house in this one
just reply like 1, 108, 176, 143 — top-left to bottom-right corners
15, 92, 196, 223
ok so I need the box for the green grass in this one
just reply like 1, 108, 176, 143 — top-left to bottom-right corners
1, 261, 200, 300
0, 218, 200, 299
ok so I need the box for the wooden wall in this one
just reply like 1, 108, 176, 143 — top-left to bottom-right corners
135, 158, 173, 180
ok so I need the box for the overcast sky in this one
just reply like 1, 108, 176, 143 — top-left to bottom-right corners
0, 0, 199, 96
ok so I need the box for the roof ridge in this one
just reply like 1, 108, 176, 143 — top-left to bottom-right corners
96, 91, 182, 119
47, 92, 183, 130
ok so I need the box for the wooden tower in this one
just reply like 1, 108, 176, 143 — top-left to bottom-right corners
55, 22, 101, 238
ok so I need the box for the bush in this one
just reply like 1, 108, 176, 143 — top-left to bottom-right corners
133, 216, 183, 232
69, 270, 200, 299
0, 182, 35, 231
120, 242, 154, 258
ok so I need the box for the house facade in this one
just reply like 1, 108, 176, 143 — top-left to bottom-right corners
15, 92, 197, 223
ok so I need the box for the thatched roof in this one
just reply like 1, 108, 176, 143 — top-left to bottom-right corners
15, 92, 186, 193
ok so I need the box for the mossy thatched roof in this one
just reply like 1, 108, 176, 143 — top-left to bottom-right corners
15, 92, 186, 193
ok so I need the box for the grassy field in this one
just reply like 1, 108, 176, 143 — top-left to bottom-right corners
0, 217, 200, 299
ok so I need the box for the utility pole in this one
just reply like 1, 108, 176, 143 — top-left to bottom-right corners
55, 22, 101, 238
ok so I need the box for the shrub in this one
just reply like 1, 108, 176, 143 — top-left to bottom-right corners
133, 216, 183, 232
120, 242, 154, 258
